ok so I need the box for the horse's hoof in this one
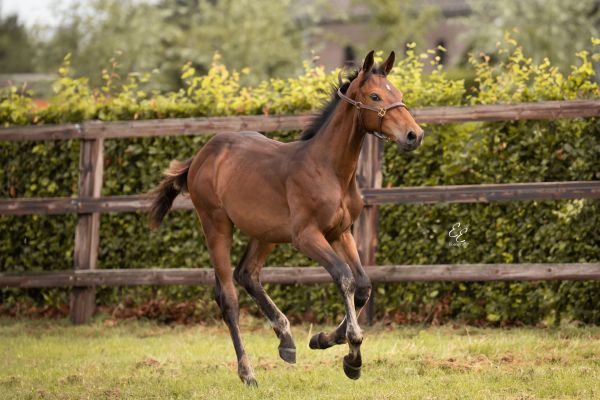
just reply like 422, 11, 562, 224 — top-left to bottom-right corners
279, 346, 296, 364
241, 376, 258, 387
309, 332, 330, 350
309, 333, 321, 349
343, 355, 362, 380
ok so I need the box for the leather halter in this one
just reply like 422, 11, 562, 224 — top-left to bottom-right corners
337, 87, 407, 141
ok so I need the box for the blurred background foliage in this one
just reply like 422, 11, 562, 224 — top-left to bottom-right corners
462, 0, 600, 72
2, 0, 320, 91
358, 0, 440, 55
1, 34, 599, 325
2, 0, 599, 94
1, 0, 600, 325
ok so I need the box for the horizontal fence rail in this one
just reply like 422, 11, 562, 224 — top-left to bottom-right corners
0, 115, 315, 141
361, 181, 600, 205
1, 181, 599, 216
2, 263, 600, 288
1, 100, 599, 142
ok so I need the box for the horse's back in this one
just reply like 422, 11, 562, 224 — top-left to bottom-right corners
187, 131, 297, 242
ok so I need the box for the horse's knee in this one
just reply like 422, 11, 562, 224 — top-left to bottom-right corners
324, 261, 355, 295
339, 272, 356, 296
354, 282, 372, 309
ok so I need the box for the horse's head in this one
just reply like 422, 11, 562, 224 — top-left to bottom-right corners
344, 50, 424, 152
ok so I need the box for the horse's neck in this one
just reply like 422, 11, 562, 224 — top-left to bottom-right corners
308, 104, 366, 186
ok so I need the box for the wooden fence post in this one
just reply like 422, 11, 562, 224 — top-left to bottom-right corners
70, 134, 104, 324
355, 135, 383, 325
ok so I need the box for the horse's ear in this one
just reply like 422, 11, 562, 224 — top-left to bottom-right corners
362, 50, 375, 73
381, 51, 395, 76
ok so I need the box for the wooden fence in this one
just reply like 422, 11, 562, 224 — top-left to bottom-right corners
1, 99, 600, 324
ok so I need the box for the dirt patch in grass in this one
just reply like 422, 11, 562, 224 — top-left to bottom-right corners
136, 357, 162, 369
0, 375, 21, 387
420, 354, 494, 372
58, 374, 84, 385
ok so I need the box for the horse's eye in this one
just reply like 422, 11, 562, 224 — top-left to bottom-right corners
369, 93, 381, 101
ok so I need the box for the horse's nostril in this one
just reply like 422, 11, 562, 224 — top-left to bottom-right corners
407, 131, 417, 143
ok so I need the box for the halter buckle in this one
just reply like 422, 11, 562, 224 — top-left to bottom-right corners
378, 108, 386, 117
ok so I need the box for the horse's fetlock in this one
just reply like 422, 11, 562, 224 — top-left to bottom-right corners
272, 314, 290, 336
347, 325, 363, 346
237, 355, 255, 380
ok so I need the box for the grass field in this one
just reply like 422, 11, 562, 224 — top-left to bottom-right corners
1, 317, 599, 399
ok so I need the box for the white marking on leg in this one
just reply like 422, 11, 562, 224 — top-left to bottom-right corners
340, 275, 355, 295
272, 313, 290, 336
344, 293, 363, 346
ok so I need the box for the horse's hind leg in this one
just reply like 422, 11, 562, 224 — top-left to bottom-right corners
234, 239, 296, 364
201, 210, 257, 386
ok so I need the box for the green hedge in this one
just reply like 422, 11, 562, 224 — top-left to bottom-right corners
1, 38, 599, 325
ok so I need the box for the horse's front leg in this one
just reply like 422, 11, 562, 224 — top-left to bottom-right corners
309, 230, 372, 354
293, 227, 364, 380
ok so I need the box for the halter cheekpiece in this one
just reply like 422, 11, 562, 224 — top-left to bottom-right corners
337, 87, 407, 141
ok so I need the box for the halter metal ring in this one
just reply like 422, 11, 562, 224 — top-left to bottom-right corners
377, 108, 386, 117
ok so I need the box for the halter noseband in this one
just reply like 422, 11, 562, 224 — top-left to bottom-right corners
337, 87, 407, 141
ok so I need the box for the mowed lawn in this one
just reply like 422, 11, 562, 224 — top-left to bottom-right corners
1, 317, 599, 399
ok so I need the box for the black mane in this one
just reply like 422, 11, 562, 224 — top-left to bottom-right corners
299, 69, 360, 141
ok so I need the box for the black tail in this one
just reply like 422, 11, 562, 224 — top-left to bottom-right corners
149, 158, 192, 229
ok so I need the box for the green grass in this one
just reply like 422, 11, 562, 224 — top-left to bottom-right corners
1, 317, 599, 399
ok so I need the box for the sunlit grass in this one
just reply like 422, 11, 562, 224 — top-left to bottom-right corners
1, 317, 599, 399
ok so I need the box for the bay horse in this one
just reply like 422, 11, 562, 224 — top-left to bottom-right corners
149, 50, 423, 386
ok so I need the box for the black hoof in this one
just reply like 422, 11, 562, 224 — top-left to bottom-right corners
309, 332, 332, 350
343, 355, 362, 380
309, 333, 322, 349
278, 346, 296, 364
